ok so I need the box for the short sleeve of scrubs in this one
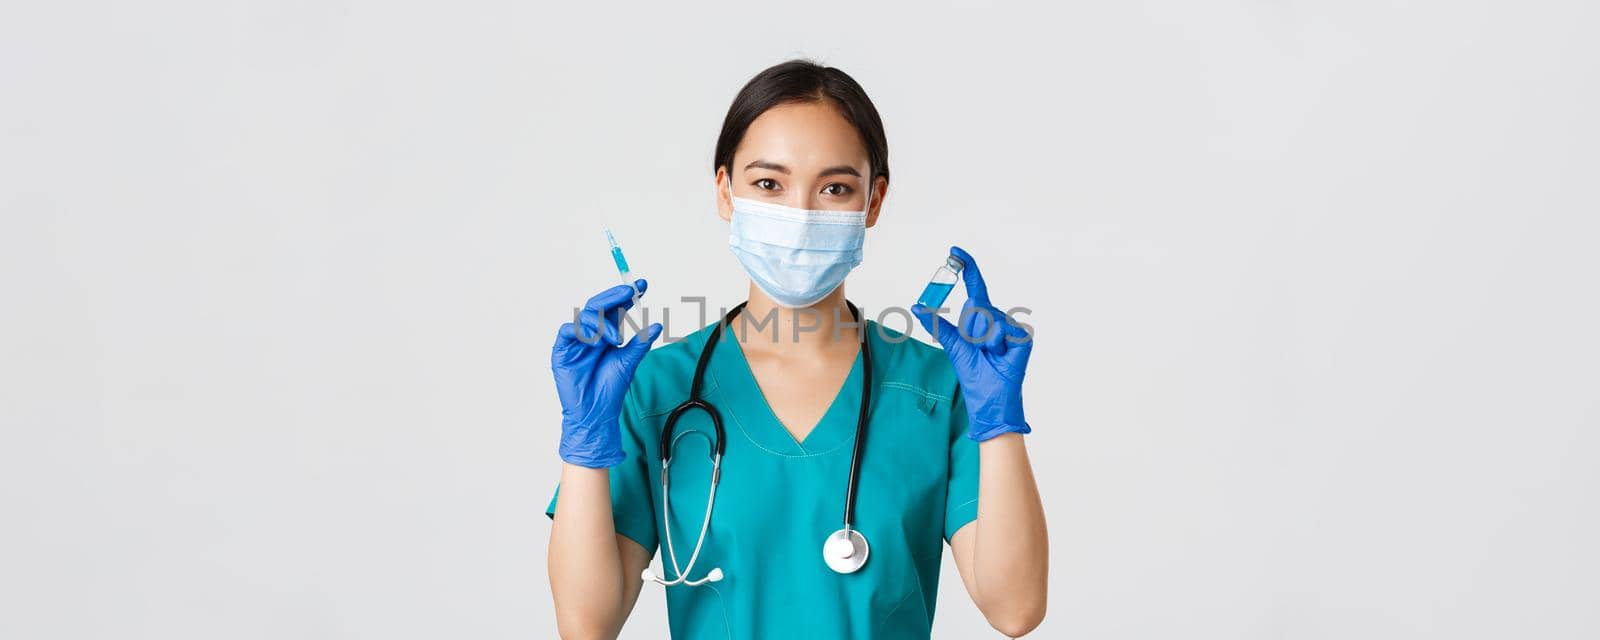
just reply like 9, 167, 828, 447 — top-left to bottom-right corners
944, 389, 981, 540
545, 391, 658, 553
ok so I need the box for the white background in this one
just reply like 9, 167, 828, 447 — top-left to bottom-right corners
3, 1, 1598, 638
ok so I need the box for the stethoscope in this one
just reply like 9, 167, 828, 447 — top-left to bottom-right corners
642, 301, 874, 587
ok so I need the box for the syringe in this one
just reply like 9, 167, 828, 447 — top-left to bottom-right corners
605, 227, 642, 303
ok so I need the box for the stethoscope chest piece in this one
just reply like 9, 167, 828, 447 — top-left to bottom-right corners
823, 528, 870, 574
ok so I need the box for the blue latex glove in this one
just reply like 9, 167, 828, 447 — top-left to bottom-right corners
911, 246, 1033, 442
551, 280, 663, 467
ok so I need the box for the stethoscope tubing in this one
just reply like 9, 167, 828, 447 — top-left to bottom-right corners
650, 300, 873, 585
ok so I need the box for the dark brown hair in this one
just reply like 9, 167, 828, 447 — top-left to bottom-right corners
713, 60, 890, 183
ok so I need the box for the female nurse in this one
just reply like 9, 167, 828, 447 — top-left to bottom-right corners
546, 60, 1048, 639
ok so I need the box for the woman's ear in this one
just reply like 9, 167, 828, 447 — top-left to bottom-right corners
716, 168, 733, 222
865, 176, 888, 228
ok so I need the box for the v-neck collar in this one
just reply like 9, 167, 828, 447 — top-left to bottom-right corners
707, 321, 870, 457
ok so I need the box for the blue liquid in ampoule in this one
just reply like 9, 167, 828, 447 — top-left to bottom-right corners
917, 254, 966, 310
917, 282, 956, 309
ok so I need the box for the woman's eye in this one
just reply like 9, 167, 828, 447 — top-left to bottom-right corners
822, 183, 852, 196
754, 178, 779, 191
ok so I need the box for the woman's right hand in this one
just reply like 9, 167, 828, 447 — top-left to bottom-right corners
552, 280, 663, 468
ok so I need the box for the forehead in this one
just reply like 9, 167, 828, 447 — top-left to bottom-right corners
733, 101, 869, 169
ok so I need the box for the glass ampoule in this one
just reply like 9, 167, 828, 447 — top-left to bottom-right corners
916, 253, 966, 310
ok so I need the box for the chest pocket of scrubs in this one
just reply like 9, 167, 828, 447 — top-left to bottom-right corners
665, 585, 733, 640
860, 383, 952, 630
861, 384, 950, 532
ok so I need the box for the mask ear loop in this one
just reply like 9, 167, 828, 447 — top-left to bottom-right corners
858, 174, 873, 262
862, 173, 873, 216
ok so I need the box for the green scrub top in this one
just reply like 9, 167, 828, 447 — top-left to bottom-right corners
548, 319, 979, 640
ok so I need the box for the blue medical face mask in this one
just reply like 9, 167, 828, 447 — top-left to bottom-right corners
726, 179, 870, 308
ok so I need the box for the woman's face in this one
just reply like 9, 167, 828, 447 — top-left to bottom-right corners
718, 101, 885, 227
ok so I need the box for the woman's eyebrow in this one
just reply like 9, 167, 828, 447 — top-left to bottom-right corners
744, 160, 789, 174
818, 165, 862, 178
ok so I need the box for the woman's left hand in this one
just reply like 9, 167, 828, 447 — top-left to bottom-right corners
911, 246, 1033, 442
